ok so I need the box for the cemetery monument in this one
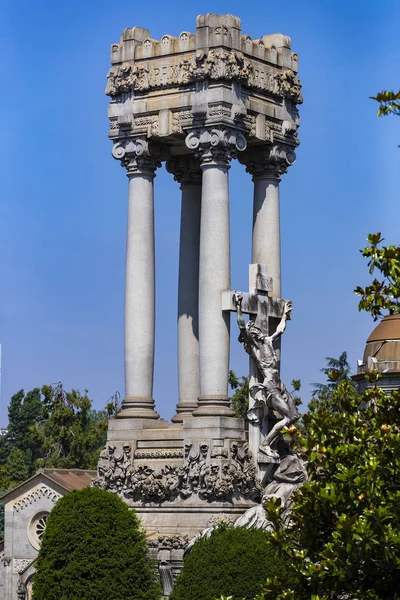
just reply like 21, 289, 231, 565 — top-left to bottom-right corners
96, 11, 302, 587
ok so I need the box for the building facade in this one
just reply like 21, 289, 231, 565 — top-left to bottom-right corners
0, 469, 95, 600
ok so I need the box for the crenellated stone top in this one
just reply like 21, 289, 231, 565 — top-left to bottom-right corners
110, 14, 297, 66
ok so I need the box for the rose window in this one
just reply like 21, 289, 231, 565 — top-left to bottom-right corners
28, 512, 49, 550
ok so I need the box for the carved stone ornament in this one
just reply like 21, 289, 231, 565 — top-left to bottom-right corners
134, 449, 184, 460
13, 558, 35, 574
13, 485, 61, 514
17, 581, 26, 600
234, 454, 307, 531
106, 63, 150, 96
112, 138, 168, 175
92, 441, 262, 503
166, 155, 202, 185
185, 127, 247, 165
239, 143, 296, 180
148, 534, 189, 549
106, 50, 302, 106
273, 69, 303, 104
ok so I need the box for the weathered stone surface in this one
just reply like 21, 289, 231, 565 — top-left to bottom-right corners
93, 440, 261, 503
104, 14, 301, 593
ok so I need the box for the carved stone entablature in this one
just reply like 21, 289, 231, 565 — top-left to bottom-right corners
185, 127, 247, 165
148, 534, 189, 550
13, 485, 61, 514
106, 15, 301, 153
105, 52, 302, 101
239, 143, 296, 180
166, 155, 202, 185
112, 138, 169, 175
93, 441, 262, 503
13, 558, 35, 574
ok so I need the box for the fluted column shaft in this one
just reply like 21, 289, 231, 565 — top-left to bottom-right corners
112, 140, 162, 419
167, 157, 202, 422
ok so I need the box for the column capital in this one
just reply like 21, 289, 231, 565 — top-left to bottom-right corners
112, 138, 169, 177
166, 155, 202, 186
185, 127, 247, 168
239, 143, 296, 181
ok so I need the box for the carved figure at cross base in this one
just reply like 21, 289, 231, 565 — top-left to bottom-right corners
233, 292, 299, 460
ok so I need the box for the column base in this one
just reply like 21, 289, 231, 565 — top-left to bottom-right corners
171, 401, 198, 423
118, 396, 160, 419
192, 394, 235, 417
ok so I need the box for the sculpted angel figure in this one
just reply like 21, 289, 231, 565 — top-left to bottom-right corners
234, 292, 299, 459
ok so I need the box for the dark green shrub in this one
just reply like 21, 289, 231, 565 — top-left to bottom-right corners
32, 487, 161, 600
170, 525, 298, 600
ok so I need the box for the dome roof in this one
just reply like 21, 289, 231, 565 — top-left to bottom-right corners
362, 314, 400, 370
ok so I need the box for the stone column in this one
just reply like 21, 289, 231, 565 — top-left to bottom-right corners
166, 156, 202, 422
112, 139, 162, 419
240, 144, 296, 298
186, 128, 246, 417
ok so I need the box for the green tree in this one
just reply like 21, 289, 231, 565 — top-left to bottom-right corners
7, 388, 43, 475
33, 382, 107, 470
258, 235, 400, 600
260, 378, 400, 600
229, 370, 249, 418
5, 447, 30, 487
310, 351, 354, 411
171, 526, 298, 600
355, 232, 400, 320
32, 487, 161, 600
371, 90, 400, 117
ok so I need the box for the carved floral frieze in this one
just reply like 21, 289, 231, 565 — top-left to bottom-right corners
148, 534, 189, 550
105, 51, 302, 105
93, 441, 261, 503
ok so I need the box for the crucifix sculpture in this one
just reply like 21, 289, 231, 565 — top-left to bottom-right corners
222, 264, 299, 470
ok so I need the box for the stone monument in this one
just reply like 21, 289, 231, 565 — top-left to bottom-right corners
96, 12, 301, 587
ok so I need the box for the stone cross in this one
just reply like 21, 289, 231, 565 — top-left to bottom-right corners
222, 263, 291, 478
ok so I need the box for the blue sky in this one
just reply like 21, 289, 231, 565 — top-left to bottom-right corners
0, 0, 399, 425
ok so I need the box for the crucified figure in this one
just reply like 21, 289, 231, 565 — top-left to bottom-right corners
234, 292, 299, 460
